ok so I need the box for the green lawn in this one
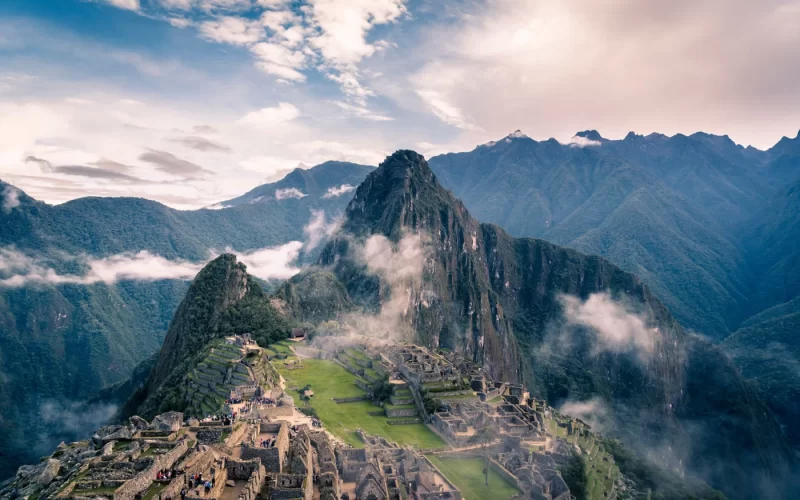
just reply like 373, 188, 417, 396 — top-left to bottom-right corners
427, 456, 520, 500
277, 359, 444, 449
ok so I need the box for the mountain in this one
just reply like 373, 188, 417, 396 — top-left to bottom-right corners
0, 161, 371, 479
427, 132, 754, 339
285, 150, 794, 499
122, 254, 291, 419
723, 296, 800, 449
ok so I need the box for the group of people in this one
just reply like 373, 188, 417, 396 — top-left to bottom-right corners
181, 472, 215, 497
155, 468, 178, 481
203, 413, 235, 426
259, 437, 277, 448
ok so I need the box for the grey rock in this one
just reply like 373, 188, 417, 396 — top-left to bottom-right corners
129, 415, 150, 430
93, 425, 133, 445
226, 480, 235, 487
151, 411, 183, 432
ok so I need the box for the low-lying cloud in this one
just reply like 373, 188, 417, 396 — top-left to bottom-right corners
223, 242, 303, 282
303, 209, 341, 251
566, 135, 602, 148
2, 185, 20, 213
322, 183, 356, 198
559, 292, 658, 363
0, 241, 306, 288
558, 397, 612, 434
336, 232, 430, 341
275, 187, 307, 200
0, 248, 205, 287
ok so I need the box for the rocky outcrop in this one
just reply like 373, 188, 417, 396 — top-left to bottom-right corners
151, 411, 183, 432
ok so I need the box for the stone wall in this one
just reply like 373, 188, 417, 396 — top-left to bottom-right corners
254, 406, 293, 418
237, 464, 265, 500
240, 447, 282, 473
114, 440, 188, 500
193, 426, 231, 444
225, 459, 261, 480
385, 407, 418, 418
269, 474, 309, 500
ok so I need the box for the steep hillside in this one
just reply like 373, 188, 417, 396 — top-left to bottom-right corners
298, 150, 792, 499
0, 161, 368, 478
427, 132, 751, 339
723, 297, 800, 449
125, 254, 291, 419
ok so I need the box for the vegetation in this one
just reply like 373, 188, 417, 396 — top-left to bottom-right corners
276, 359, 444, 449
426, 456, 521, 500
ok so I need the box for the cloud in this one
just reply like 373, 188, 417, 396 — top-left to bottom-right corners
24, 156, 147, 182
332, 101, 393, 121
229, 241, 303, 281
93, 158, 133, 173
566, 135, 602, 147
0, 240, 307, 287
0, 248, 205, 287
192, 124, 218, 134
275, 187, 307, 200
416, 89, 475, 130
560, 292, 657, 361
303, 209, 341, 251
334, 232, 429, 341
237, 102, 300, 127
2, 186, 20, 213
170, 135, 232, 152
238, 155, 302, 181
198, 16, 265, 45
138, 149, 211, 178
249, 42, 308, 81
103, 0, 140, 11
558, 397, 612, 434
322, 183, 355, 198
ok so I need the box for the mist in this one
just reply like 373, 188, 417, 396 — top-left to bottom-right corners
560, 292, 657, 363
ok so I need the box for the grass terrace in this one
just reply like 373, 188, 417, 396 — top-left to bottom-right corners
427, 456, 521, 500
276, 359, 444, 450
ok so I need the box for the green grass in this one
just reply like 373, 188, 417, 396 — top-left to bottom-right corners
277, 359, 444, 449
142, 482, 167, 500
72, 487, 118, 496
427, 456, 520, 500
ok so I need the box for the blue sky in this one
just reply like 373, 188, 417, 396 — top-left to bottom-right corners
1, 0, 799, 208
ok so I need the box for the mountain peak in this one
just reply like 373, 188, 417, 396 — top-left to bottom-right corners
575, 129, 604, 141
507, 129, 529, 139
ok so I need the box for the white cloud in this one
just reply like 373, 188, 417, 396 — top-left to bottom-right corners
303, 209, 341, 250
249, 42, 307, 81
2, 186, 21, 213
332, 101, 392, 121
322, 183, 356, 198
226, 241, 303, 280
198, 16, 265, 46
0, 242, 305, 287
237, 102, 301, 127
566, 135, 602, 147
168, 17, 192, 28
103, 0, 141, 11
0, 248, 204, 287
416, 89, 475, 130
560, 293, 657, 362
275, 187, 307, 200
308, 0, 407, 66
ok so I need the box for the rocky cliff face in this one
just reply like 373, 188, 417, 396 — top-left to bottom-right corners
306, 150, 793, 499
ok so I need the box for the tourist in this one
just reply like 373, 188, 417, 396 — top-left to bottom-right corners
204, 481, 211, 494
180, 488, 186, 500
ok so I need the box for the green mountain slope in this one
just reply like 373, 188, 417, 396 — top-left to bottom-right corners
125, 254, 291, 419
427, 133, 751, 339
292, 150, 793, 499
0, 161, 371, 478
